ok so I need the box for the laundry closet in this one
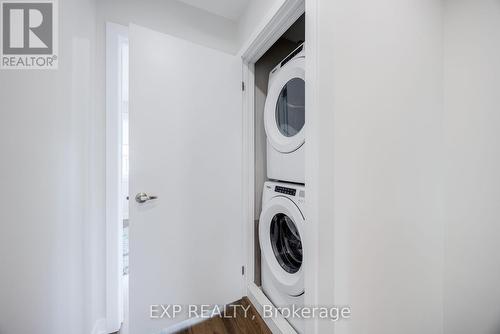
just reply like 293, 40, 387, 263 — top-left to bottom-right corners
251, 13, 306, 334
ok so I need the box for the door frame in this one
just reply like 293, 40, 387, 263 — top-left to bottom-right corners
238, 0, 321, 333
106, 22, 129, 333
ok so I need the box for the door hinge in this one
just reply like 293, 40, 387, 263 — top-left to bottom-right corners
241, 81, 245, 91
241, 266, 245, 276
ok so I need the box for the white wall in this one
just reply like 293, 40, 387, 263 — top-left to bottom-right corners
237, 0, 285, 48
0, 0, 100, 333
443, 1, 500, 333
309, 0, 444, 333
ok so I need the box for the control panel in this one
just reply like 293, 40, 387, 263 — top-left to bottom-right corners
275, 185, 296, 196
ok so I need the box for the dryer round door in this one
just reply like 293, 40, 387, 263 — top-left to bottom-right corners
259, 196, 305, 296
264, 57, 305, 153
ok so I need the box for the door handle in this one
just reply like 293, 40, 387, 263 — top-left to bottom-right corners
135, 192, 158, 203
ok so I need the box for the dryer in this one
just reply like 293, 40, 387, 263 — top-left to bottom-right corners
259, 181, 305, 333
264, 44, 305, 184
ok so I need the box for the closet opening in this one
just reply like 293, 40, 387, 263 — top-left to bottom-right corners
253, 13, 305, 288
241, 7, 307, 332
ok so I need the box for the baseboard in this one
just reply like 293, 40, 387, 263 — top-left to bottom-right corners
91, 318, 107, 334
247, 282, 297, 334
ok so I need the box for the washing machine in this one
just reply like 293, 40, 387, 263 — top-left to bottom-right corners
265, 44, 305, 184
259, 181, 305, 333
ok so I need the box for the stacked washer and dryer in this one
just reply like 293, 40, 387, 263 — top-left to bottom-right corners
259, 44, 306, 333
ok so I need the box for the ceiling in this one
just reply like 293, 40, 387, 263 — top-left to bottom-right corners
176, 0, 250, 21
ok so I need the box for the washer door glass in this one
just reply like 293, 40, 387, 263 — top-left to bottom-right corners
275, 78, 305, 137
270, 213, 303, 274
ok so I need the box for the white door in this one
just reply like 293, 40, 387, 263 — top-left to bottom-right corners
129, 24, 243, 334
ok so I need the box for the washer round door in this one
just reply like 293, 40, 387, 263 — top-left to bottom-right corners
264, 56, 305, 153
259, 196, 305, 296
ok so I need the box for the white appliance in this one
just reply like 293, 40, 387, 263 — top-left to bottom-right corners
259, 181, 305, 333
265, 44, 305, 184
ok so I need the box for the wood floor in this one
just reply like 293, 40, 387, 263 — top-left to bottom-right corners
176, 297, 272, 334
